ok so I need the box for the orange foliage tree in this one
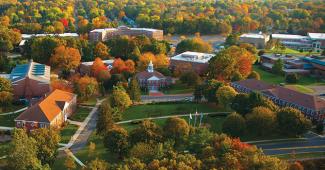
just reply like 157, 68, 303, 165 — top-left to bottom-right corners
111, 58, 135, 74
137, 52, 169, 71
91, 57, 108, 76
50, 45, 81, 72
74, 76, 99, 100
94, 42, 110, 59
51, 79, 74, 93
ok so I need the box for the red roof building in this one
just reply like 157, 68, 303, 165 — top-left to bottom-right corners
15, 89, 77, 130
231, 79, 325, 121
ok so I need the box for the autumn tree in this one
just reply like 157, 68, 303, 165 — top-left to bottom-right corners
0, 26, 21, 58
86, 158, 109, 170
111, 58, 135, 74
137, 52, 169, 71
216, 85, 237, 109
50, 45, 81, 74
94, 42, 110, 59
0, 91, 13, 110
203, 79, 224, 103
277, 107, 312, 136
222, 112, 246, 137
246, 107, 276, 136
175, 37, 212, 54
29, 37, 64, 64
103, 126, 129, 159
163, 117, 190, 145
97, 101, 116, 134
51, 79, 74, 93
129, 120, 162, 145
109, 85, 132, 111
91, 57, 109, 77
129, 142, 158, 163
179, 71, 202, 87
53, 21, 65, 33
65, 156, 76, 170
74, 76, 99, 100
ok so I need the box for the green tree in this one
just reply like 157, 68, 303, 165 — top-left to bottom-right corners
277, 107, 312, 136
163, 117, 190, 145
272, 59, 284, 75
188, 128, 214, 154
203, 79, 224, 103
231, 93, 251, 116
110, 85, 132, 111
246, 106, 277, 136
175, 37, 212, 54
129, 142, 158, 163
285, 73, 299, 84
0, 26, 21, 58
193, 85, 204, 103
103, 126, 129, 159
86, 158, 109, 170
129, 120, 162, 145
128, 77, 141, 102
7, 129, 44, 170
0, 91, 13, 110
97, 101, 115, 134
31, 128, 60, 166
222, 112, 246, 137
225, 33, 239, 46
64, 156, 76, 170
180, 71, 202, 87
0, 77, 12, 92
29, 37, 64, 64
216, 85, 237, 109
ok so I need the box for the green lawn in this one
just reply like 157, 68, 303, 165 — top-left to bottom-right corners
275, 152, 325, 160
0, 142, 10, 157
264, 48, 320, 55
69, 107, 92, 122
122, 102, 221, 121
0, 104, 26, 114
162, 81, 194, 95
0, 112, 20, 127
253, 65, 325, 86
78, 97, 97, 106
60, 124, 79, 144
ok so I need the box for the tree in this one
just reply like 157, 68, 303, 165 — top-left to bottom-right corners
247, 71, 261, 80
53, 21, 65, 33
246, 107, 276, 136
277, 107, 312, 136
94, 42, 110, 59
175, 37, 212, 54
74, 76, 99, 100
91, 57, 109, 77
110, 85, 132, 111
272, 59, 284, 75
0, 91, 13, 109
129, 142, 158, 163
31, 128, 60, 166
322, 50, 325, 56
289, 161, 304, 170
7, 129, 44, 170
64, 156, 76, 170
50, 45, 81, 73
193, 85, 204, 103
97, 101, 115, 134
179, 71, 202, 87
222, 112, 246, 137
29, 37, 64, 64
128, 77, 141, 102
111, 58, 135, 74
129, 120, 162, 145
103, 126, 129, 159
285, 73, 299, 84
225, 33, 239, 46
0, 27, 21, 58
51, 79, 74, 93
138, 52, 169, 71
203, 79, 224, 103
216, 85, 237, 109
0, 77, 12, 92
231, 93, 251, 116
163, 117, 190, 145
86, 158, 109, 170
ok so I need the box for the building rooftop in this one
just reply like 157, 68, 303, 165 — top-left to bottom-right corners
240, 33, 268, 39
303, 56, 325, 66
81, 59, 114, 66
272, 34, 308, 40
21, 33, 79, 39
15, 89, 76, 123
171, 51, 215, 63
10, 61, 50, 84
308, 33, 325, 40
90, 26, 162, 33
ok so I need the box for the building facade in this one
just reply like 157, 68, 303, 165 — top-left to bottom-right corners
170, 51, 215, 75
271, 33, 325, 51
239, 33, 270, 49
15, 89, 77, 130
89, 26, 164, 42
135, 61, 171, 91
9, 61, 51, 100
231, 79, 325, 121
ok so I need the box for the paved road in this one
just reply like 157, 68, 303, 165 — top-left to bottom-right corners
141, 94, 193, 103
256, 132, 325, 155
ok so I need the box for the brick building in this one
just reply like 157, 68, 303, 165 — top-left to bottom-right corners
89, 26, 164, 42
239, 33, 270, 49
170, 51, 215, 75
15, 89, 77, 130
231, 79, 325, 121
9, 61, 51, 100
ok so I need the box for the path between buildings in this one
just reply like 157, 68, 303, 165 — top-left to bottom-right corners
0, 107, 28, 116
116, 112, 231, 124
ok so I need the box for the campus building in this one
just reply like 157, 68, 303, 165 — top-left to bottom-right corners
19, 33, 79, 46
170, 51, 215, 75
231, 79, 325, 121
271, 33, 325, 51
239, 33, 270, 49
15, 89, 77, 130
302, 56, 325, 77
89, 26, 164, 42
79, 59, 114, 75
9, 60, 51, 100
135, 61, 171, 91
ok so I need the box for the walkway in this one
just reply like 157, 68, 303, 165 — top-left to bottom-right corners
141, 93, 193, 103
116, 112, 230, 124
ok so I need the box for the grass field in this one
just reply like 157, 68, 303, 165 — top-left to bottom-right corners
69, 107, 92, 122
163, 81, 194, 94
264, 48, 320, 55
275, 152, 325, 160
78, 97, 97, 106
0, 112, 20, 127
122, 102, 221, 121
0, 142, 10, 157
0, 104, 26, 114
60, 124, 79, 144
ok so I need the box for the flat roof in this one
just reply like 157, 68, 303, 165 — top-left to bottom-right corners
171, 51, 215, 63
81, 59, 114, 66
22, 33, 79, 39
308, 33, 325, 40
240, 33, 268, 39
272, 34, 308, 40
90, 27, 162, 33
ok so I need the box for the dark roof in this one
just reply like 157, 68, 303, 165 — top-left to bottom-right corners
233, 79, 325, 111
135, 71, 166, 80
